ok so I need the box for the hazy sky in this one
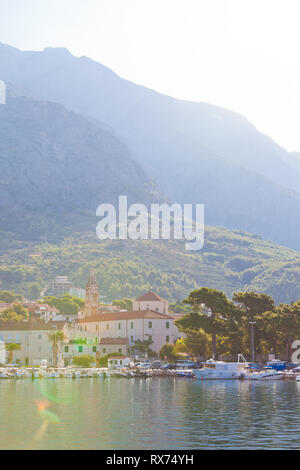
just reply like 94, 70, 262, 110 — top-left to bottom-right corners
0, 0, 299, 151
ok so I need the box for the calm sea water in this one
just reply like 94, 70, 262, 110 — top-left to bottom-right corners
0, 377, 300, 450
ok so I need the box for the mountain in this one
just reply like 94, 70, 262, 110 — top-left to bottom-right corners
0, 229, 299, 304
0, 89, 163, 242
0, 43, 299, 249
0, 64, 298, 305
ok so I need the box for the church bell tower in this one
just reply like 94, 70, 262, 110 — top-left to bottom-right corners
84, 270, 99, 317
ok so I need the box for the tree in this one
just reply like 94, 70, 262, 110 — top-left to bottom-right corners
47, 330, 65, 366
12, 303, 29, 318
233, 291, 275, 359
5, 343, 21, 364
232, 292, 275, 321
1, 309, 23, 322
169, 300, 190, 314
27, 283, 41, 301
112, 298, 133, 311
0, 290, 22, 303
183, 288, 233, 358
0, 303, 28, 322
132, 339, 153, 355
159, 344, 178, 362
276, 302, 300, 361
73, 355, 95, 367
175, 330, 210, 357
43, 295, 82, 315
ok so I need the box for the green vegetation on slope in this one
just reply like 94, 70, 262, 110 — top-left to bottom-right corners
0, 226, 299, 304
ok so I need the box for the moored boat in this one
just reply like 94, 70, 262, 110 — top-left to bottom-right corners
249, 368, 284, 380
192, 355, 249, 380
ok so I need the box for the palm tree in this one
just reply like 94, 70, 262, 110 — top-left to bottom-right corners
48, 331, 65, 366
5, 343, 21, 364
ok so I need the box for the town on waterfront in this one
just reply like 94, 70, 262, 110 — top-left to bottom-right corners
1, 270, 300, 381
1, 0, 300, 453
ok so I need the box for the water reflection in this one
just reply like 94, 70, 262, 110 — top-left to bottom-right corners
0, 378, 300, 449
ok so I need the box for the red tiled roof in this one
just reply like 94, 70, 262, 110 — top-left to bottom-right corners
0, 319, 66, 331
100, 338, 129, 345
76, 309, 172, 323
135, 291, 167, 302
23, 303, 60, 314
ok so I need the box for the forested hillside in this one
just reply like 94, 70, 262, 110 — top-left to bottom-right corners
0, 228, 299, 303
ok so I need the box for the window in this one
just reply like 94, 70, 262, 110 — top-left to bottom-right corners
103, 348, 106, 353
96, 324, 98, 331
92, 346, 97, 353
118, 323, 121, 330
131, 322, 134, 329
107, 324, 109, 330
148, 335, 152, 342
38, 334, 42, 340
85, 325, 87, 331
120, 360, 123, 365
118, 348, 122, 353
166, 321, 170, 329
78, 346, 83, 353
166, 336, 170, 343
64, 346, 69, 353
131, 336, 133, 342
95, 337, 97, 343
148, 321, 152, 328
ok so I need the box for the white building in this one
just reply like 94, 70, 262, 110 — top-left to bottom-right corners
0, 320, 69, 365
108, 356, 131, 368
73, 310, 178, 354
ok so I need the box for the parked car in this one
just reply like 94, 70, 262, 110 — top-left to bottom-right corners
136, 363, 151, 370
152, 361, 163, 369
286, 362, 299, 370
176, 360, 195, 368
162, 363, 177, 370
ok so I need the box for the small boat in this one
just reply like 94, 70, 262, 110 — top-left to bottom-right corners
0, 368, 11, 379
249, 368, 284, 380
47, 369, 60, 378
264, 360, 287, 371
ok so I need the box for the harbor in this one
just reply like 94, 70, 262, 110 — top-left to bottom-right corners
1, 357, 300, 380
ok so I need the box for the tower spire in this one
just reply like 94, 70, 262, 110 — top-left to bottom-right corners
86, 269, 97, 288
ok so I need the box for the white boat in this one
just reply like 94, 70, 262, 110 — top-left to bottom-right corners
0, 368, 11, 379
192, 355, 249, 380
249, 368, 284, 380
